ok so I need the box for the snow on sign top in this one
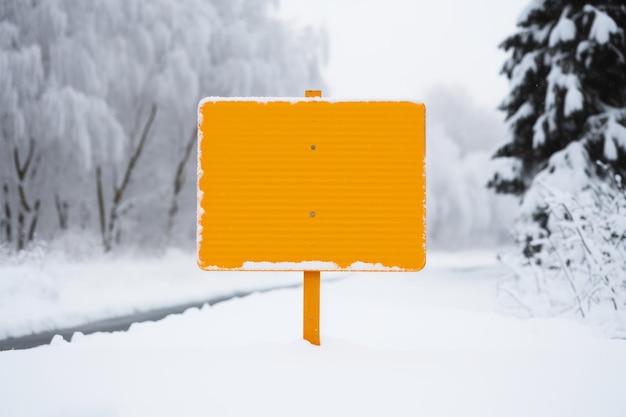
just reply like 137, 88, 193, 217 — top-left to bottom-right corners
197, 96, 426, 271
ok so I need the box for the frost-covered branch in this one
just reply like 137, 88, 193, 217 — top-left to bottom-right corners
498, 179, 626, 322
166, 127, 197, 241
0, 0, 327, 253
103, 104, 157, 252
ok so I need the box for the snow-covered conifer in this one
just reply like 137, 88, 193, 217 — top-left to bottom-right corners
494, 1, 626, 319
489, 1, 626, 199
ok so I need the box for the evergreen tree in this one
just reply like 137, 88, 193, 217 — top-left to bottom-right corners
493, 1, 626, 316
489, 1, 626, 198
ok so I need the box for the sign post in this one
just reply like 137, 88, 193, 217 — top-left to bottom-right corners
197, 91, 426, 345
303, 270, 320, 345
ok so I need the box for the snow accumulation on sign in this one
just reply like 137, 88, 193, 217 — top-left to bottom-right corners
197, 97, 426, 272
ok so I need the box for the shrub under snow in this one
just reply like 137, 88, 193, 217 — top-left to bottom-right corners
498, 164, 626, 334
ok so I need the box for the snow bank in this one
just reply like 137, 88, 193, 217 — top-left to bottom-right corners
0, 250, 303, 340
1, 254, 625, 417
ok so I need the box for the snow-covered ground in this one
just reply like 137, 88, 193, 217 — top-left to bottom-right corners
1, 250, 625, 416
0, 249, 306, 340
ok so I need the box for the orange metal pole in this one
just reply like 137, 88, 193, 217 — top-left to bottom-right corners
303, 270, 321, 345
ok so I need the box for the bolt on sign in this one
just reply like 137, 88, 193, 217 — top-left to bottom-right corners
198, 91, 426, 345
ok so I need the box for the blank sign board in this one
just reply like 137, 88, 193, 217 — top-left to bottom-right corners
197, 98, 426, 271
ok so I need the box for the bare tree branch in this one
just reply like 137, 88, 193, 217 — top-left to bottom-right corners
96, 165, 108, 250
166, 127, 197, 240
55, 194, 69, 230
104, 103, 158, 251
13, 138, 35, 182
27, 199, 40, 242
2, 184, 11, 243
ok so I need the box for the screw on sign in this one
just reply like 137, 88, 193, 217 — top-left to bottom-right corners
197, 91, 426, 346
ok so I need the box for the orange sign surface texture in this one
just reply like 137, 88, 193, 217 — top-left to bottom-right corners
198, 98, 426, 271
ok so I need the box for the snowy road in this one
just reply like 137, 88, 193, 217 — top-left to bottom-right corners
0, 285, 301, 351
1, 252, 625, 416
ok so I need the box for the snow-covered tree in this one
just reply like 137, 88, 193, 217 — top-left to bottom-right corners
489, 1, 626, 200
425, 87, 517, 249
498, 169, 626, 321
0, 0, 326, 253
493, 1, 626, 323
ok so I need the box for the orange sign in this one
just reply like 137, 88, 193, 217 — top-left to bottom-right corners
197, 97, 426, 271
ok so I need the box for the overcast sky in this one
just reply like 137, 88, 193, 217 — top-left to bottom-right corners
279, 0, 530, 115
